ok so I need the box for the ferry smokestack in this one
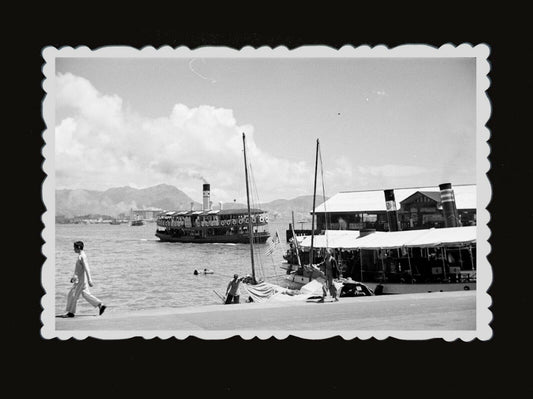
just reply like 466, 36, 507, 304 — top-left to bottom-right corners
439, 183, 459, 227
219, 201, 223, 210
190, 201, 194, 211
203, 183, 211, 211
384, 189, 401, 231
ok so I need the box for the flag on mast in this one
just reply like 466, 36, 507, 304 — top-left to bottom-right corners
265, 230, 281, 256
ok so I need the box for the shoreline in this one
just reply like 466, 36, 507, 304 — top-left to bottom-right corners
54, 290, 476, 333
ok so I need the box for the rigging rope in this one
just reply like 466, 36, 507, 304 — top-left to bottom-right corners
248, 162, 267, 280
249, 162, 281, 282
318, 142, 329, 250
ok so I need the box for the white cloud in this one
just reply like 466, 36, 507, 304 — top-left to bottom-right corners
312, 157, 432, 194
54, 73, 440, 201
56, 72, 123, 129
358, 164, 427, 178
55, 73, 314, 202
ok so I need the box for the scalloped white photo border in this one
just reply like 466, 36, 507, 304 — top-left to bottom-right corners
41, 44, 492, 340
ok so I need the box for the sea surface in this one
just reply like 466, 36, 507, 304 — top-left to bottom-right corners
54, 220, 291, 315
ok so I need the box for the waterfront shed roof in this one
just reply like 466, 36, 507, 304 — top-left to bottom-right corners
314, 184, 476, 213
403, 191, 442, 204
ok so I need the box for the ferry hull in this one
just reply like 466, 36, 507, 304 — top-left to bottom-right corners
366, 281, 476, 295
281, 266, 476, 295
155, 231, 270, 244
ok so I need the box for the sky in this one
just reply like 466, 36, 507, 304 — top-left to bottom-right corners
54, 54, 476, 204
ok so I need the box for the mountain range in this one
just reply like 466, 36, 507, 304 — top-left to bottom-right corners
56, 184, 327, 222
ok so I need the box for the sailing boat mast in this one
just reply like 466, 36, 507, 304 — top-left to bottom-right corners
242, 133, 256, 281
309, 138, 319, 266
291, 210, 302, 268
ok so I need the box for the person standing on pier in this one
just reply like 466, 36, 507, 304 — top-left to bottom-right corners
225, 274, 243, 304
317, 249, 340, 302
63, 241, 107, 317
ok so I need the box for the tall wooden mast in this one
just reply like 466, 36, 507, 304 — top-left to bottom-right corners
309, 139, 319, 266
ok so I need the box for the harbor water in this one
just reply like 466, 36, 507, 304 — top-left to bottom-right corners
54, 221, 290, 315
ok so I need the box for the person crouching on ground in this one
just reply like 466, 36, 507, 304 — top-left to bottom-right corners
225, 274, 243, 304
317, 249, 340, 302
63, 241, 107, 317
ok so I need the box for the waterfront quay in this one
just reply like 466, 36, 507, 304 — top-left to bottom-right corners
55, 290, 475, 332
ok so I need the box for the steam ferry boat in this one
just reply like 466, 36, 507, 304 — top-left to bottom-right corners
155, 184, 270, 244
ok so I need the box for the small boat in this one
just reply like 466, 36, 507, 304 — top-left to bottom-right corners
235, 135, 372, 303
283, 139, 327, 289
280, 140, 374, 298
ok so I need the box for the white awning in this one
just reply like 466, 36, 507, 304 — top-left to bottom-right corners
348, 230, 429, 249
297, 226, 476, 250
404, 226, 477, 247
298, 230, 361, 249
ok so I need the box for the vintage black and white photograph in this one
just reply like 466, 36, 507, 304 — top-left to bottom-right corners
41, 44, 491, 339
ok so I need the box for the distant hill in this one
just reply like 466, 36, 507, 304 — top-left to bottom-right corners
56, 184, 200, 218
260, 195, 326, 223
56, 184, 327, 221
217, 195, 326, 223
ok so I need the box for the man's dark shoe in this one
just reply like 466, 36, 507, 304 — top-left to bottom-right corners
317, 298, 325, 303
99, 305, 107, 316
66, 312, 75, 318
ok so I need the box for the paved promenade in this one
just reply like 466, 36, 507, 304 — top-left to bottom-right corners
55, 290, 476, 332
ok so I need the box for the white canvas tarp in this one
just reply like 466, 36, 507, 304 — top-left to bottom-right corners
241, 280, 331, 303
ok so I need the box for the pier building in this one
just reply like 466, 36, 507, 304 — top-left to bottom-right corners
129, 208, 164, 221
313, 183, 476, 232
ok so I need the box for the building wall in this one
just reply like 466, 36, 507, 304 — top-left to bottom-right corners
399, 200, 442, 229
316, 208, 476, 231
317, 211, 389, 231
